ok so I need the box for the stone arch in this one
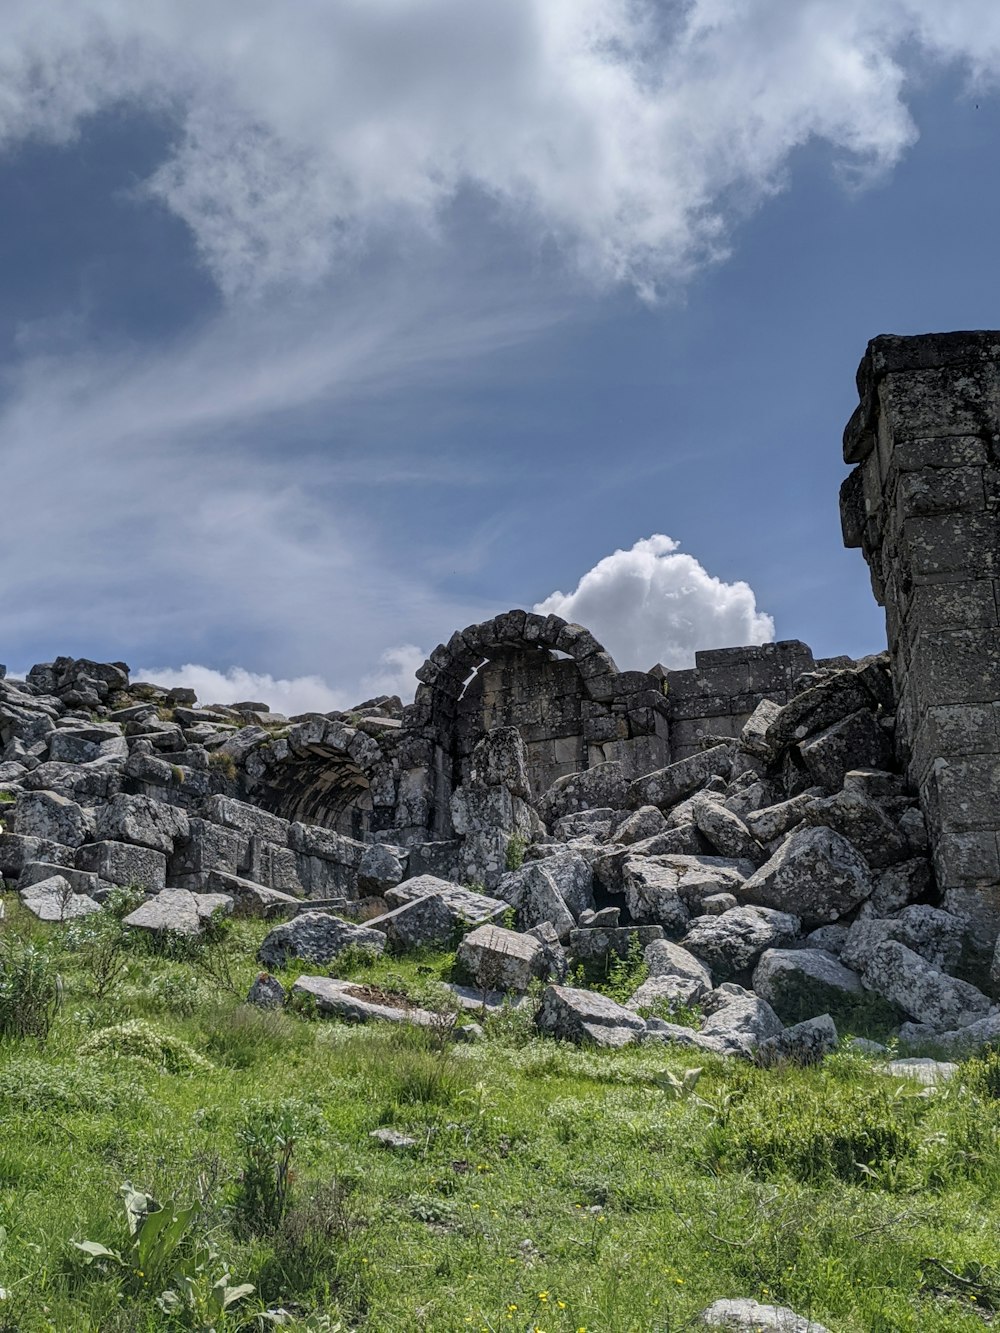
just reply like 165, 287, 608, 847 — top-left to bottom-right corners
245, 716, 391, 839
402, 610, 637, 804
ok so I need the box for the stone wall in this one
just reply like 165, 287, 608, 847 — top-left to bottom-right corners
664, 641, 838, 760
840, 331, 1000, 948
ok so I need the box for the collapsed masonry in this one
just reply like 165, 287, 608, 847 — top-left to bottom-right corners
0, 330, 997, 1059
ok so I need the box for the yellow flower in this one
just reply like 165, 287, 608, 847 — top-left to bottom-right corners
538, 1291, 549, 1302
471, 1203, 480, 1210
507, 1304, 519, 1314
557, 1301, 567, 1309
674, 1277, 684, 1285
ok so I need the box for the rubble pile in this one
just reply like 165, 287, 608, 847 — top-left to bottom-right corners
2, 640, 997, 1064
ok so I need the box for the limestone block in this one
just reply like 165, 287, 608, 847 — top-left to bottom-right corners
691, 794, 764, 864
698, 983, 784, 1056
681, 906, 800, 981
258, 911, 387, 969
799, 710, 891, 792
12, 790, 95, 848
756, 1015, 839, 1068
625, 744, 734, 812
740, 827, 873, 927
535, 984, 645, 1047
19, 875, 101, 921
456, 924, 545, 992
368, 893, 456, 951
841, 905, 965, 974
76, 840, 167, 892
124, 890, 232, 937
644, 938, 713, 989
96, 793, 189, 854
861, 940, 991, 1030
752, 948, 862, 1021
801, 787, 908, 868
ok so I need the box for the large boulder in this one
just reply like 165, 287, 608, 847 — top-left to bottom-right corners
457, 924, 545, 992
698, 984, 784, 1057
258, 911, 387, 969
535, 985, 646, 1047
798, 709, 892, 792
367, 893, 457, 951
840, 906, 965, 974
756, 1014, 838, 1067
752, 948, 862, 1021
861, 940, 991, 1031
623, 853, 750, 924
691, 794, 764, 864
744, 790, 822, 845
95, 793, 189, 854
682, 906, 800, 980
124, 889, 232, 936
739, 827, 873, 926
76, 840, 167, 892
539, 762, 628, 827
19, 874, 101, 921
801, 788, 908, 869
384, 875, 507, 929
496, 862, 574, 939
644, 938, 713, 990
12, 790, 95, 847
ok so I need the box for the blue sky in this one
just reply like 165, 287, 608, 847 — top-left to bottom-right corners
1, 2, 999, 711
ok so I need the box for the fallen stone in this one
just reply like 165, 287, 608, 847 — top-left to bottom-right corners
862, 940, 991, 1030
841, 906, 965, 974
698, 1297, 830, 1331
368, 893, 457, 950
682, 906, 800, 980
620, 859, 690, 931
626, 973, 707, 1012
205, 870, 301, 919
744, 790, 822, 845
259, 912, 387, 970
496, 861, 574, 939
551, 808, 617, 841
539, 762, 628, 826
701, 891, 738, 915
739, 827, 873, 926
860, 858, 932, 919
885, 1057, 958, 1085
384, 875, 507, 928
898, 1011, 1000, 1056
12, 790, 95, 847
691, 794, 764, 864
802, 787, 908, 869
246, 973, 287, 1009
123, 889, 232, 936
19, 874, 101, 921
611, 805, 667, 845
698, 984, 784, 1056
756, 1014, 839, 1066
626, 744, 734, 811
569, 924, 664, 965
739, 699, 784, 761
291, 975, 441, 1028
799, 708, 892, 792
457, 923, 545, 992
357, 842, 405, 894
76, 840, 167, 892
95, 793, 189, 854
535, 984, 646, 1047
370, 1128, 417, 1150
752, 948, 863, 1021
644, 938, 713, 989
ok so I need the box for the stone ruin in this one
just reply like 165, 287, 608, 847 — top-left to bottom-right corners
0, 330, 998, 1064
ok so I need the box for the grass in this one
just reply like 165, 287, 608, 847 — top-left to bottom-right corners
1, 892, 1000, 1330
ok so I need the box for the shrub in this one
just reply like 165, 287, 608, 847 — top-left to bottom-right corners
78, 1019, 213, 1074
505, 833, 528, 871
208, 750, 238, 782
0, 935, 61, 1040
62, 886, 144, 999
234, 1098, 324, 1235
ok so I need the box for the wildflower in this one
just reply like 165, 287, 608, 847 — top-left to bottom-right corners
507, 1305, 518, 1314
557, 1300, 567, 1309
538, 1291, 549, 1302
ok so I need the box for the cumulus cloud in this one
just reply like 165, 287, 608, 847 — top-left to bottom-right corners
359, 645, 426, 702
534, 535, 775, 671
134, 664, 350, 716
0, 2, 996, 298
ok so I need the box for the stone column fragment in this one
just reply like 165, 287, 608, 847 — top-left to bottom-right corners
841, 332, 1000, 944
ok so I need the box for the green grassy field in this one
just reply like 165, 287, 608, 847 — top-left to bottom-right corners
2, 893, 1000, 1332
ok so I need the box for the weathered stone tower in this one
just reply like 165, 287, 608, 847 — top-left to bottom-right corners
841, 332, 1000, 948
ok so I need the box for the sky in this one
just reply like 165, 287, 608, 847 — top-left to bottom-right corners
1, 1, 999, 712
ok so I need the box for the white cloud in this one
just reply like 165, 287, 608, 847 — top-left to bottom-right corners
360, 644, 426, 702
134, 664, 349, 716
534, 535, 775, 671
0, 2, 995, 298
